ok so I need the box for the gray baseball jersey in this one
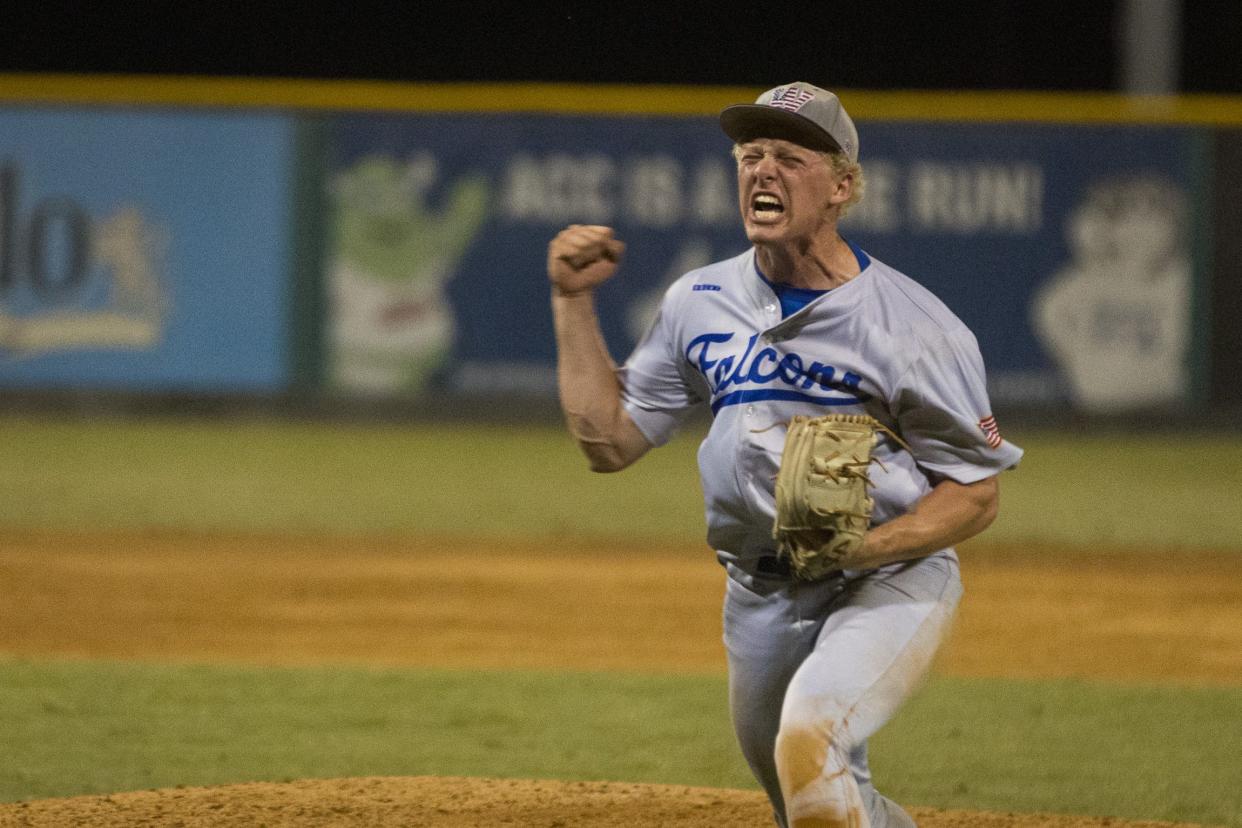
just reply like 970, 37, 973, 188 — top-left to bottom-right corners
620, 243, 1023, 567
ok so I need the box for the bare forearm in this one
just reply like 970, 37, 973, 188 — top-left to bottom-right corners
848, 476, 1000, 569
546, 224, 648, 471
552, 289, 648, 471
553, 289, 623, 433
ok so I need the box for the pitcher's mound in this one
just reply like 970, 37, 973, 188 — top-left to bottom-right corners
0, 776, 1212, 827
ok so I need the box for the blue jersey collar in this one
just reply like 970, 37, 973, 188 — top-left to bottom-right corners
754, 238, 871, 318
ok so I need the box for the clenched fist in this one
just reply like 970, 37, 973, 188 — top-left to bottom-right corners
547, 225, 626, 297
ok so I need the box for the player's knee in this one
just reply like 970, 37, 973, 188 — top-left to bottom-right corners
774, 713, 848, 798
776, 715, 866, 828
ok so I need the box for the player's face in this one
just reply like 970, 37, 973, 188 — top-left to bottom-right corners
735, 139, 848, 245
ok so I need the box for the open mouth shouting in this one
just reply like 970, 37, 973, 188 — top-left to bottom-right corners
750, 192, 785, 222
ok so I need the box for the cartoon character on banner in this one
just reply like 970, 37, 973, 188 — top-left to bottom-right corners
1032, 174, 1191, 413
328, 152, 488, 394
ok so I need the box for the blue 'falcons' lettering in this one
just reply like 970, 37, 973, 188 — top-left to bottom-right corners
685, 332, 870, 413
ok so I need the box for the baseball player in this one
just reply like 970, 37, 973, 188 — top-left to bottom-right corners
547, 82, 1023, 828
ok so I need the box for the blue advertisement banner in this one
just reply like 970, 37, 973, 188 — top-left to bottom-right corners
326, 113, 1202, 413
0, 109, 294, 391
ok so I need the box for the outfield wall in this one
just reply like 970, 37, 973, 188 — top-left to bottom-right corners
2, 75, 1240, 420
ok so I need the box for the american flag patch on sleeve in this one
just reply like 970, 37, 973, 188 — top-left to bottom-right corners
979, 415, 1003, 449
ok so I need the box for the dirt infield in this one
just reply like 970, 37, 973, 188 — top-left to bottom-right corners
2, 529, 1238, 827
0, 776, 1216, 828
2, 530, 1239, 682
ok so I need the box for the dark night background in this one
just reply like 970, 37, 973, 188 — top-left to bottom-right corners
4, 1, 1241, 411
3, 2, 1241, 93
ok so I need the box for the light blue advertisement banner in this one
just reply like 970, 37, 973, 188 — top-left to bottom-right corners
326, 114, 1202, 414
0, 109, 294, 391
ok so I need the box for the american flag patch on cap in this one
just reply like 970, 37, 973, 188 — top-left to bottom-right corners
979, 415, 1003, 449
769, 85, 815, 112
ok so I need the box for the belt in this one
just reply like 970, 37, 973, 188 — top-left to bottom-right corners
755, 555, 792, 578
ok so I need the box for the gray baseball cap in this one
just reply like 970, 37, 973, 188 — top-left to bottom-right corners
720, 82, 859, 161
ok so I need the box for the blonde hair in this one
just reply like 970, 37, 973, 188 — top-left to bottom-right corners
732, 144, 865, 217
829, 152, 865, 217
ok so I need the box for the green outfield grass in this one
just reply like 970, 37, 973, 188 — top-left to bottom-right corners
1, 659, 1239, 826
3, 414, 1241, 826
1, 414, 1241, 550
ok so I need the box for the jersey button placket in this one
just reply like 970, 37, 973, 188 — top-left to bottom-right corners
762, 299, 779, 352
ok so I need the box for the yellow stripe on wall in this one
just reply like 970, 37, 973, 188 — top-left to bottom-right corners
4, 73, 1242, 125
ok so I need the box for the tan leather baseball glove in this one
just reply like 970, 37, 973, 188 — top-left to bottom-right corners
772, 414, 889, 579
